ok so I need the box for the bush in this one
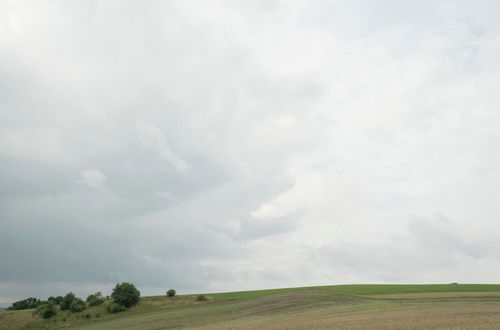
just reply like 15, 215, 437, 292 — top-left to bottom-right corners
86, 292, 105, 306
166, 289, 176, 297
60, 292, 76, 310
48, 296, 63, 305
35, 302, 57, 319
107, 302, 126, 313
111, 282, 140, 308
69, 298, 86, 313
8, 297, 41, 310
196, 295, 207, 302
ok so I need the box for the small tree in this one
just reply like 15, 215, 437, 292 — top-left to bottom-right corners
111, 282, 140, 308
35, 302, 57, 319
86, 292, 105, 306
60, 292, 76, 310
48, 296, 63, 305
69, 298, 86, 313
166, 289, 176, 297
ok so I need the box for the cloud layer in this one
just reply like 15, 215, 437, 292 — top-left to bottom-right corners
2, 0, 500, 305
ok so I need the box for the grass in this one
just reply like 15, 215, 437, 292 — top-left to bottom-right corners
206, 283, 500, 300
2, 284, 500, 329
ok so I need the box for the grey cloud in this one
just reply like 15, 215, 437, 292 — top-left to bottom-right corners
315, 215, 491, 282
2, 0, 500, 306
208, 209, 304, 241
408, 215, 486, 259
0, 158, 74, 198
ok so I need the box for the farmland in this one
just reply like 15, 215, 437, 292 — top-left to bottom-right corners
2, 284, 500, 329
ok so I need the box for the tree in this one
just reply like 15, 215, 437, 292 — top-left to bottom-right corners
35, 302, 57, 319
48, 296, 63, 305
69, 298, 86, 313
7, 297, 41, 310
86, 292, 105, 306
60, 292, 76, 310
166, 289, 176, 297
111, 282, 140, 308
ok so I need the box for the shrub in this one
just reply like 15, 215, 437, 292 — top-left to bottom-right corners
86, 292, 105, 306
107, 302, 126, 313
35, 302, 57, 319
69, 298, 86, 313
111, 282, 140, 308
7, 297, 41, 310
60, 292, 76, 310
196, 295, 207, 302
48, 296, 63, 305
166, 289, 176, 297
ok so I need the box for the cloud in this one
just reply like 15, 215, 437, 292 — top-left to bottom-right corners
76, 169, 106, 189
2, 0, 500, 306
136, 122, 190, 174
0, 128, 64, 162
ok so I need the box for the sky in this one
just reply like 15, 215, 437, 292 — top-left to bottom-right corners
2, 0, 500, 306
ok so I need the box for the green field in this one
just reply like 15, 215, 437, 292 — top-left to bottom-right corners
2, 284, 500, 329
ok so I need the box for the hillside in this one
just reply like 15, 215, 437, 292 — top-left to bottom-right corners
2, 284, 500, 329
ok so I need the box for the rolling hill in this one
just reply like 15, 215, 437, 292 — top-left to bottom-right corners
2, 284, 500, 329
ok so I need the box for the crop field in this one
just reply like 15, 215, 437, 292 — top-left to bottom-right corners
2, 284, 500, 329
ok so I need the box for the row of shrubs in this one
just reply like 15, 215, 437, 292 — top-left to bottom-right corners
8, 282, 141, 319
32, 291, 104, 319
9, 285, 206, 320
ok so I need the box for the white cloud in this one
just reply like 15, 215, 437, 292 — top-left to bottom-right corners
137, 122, 190, 174
76, 169, 106, 189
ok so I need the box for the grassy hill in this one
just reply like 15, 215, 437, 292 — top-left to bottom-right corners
2, 284, 500, 329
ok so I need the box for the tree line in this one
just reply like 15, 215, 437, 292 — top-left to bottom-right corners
7, 282, 143, 319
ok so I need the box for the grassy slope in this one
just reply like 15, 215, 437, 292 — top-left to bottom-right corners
207, 283, 500, 299
2, 284, 500, 330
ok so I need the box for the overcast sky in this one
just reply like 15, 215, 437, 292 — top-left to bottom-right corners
2, 0, 500, 306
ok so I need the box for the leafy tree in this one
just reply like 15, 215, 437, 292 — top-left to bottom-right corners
69, 298, 86, 313
86, 292, 105, 306
7, 297, 41, 310
60, 292, 76, 310
106, 302, 126, 313
48, 296, 63, 305
35, 302, 57, 319
166, 289, 176, 297
111, 282, 140, 308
